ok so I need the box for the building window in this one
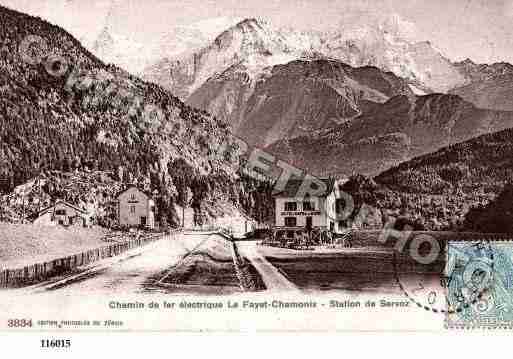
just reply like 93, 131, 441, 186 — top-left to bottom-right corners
284, 202, 297, 211
284, 217, 297, 227
130, 205, 136, 214
336, 198, 346, 215
306, 216, 313, 229
130, 193, 136, 201
303, 201, 315, 211
55, 209, 66, 215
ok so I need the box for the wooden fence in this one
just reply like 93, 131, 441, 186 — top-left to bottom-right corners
0, 232, 167, 288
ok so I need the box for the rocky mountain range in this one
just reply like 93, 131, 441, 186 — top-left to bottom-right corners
143, 18, 299, 100
90, 26, 156, 76
188, 59, 413, 147
91, 16, 241, 75
87, 15, 513, 179
267, 93, 513, 177
142, 17, 467, 100
139, 17, 513, 172
450, 58, 513, 111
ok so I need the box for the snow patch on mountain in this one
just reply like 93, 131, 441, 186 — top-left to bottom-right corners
141, 14, 466, 98
408, 84, 428, 95
89, 17, 242, 74
91, 27, 159, 74
159, 16, 243, 58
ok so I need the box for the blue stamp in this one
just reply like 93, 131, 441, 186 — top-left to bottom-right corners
446, 242, 513, 329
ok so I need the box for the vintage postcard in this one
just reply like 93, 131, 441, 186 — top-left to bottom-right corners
0, 0, 513, 336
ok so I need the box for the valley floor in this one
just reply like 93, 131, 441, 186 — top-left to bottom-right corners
0, 223, 122, 269
2, 228, 510, 297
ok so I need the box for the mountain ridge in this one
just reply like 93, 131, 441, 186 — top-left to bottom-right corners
266, 93, 513, 177
142, 16, 466, 100
188, 59, 413, 147
449, 58, 513, 111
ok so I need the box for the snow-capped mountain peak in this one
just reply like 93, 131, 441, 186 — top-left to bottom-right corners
139, 13, 467, 98
88, 16, 244, 74
90, 26, 159, 74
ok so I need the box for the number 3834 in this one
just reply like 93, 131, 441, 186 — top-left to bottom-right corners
7, 319, 32, 327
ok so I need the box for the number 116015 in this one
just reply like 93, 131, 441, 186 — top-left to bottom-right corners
41, 339, 71, 348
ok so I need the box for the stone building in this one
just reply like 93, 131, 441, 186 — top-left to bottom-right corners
117, 186, 156, 229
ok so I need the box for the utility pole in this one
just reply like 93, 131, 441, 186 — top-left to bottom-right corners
21, 193, 26, 224
36, 175, 42, 216
182, 188, 192, 229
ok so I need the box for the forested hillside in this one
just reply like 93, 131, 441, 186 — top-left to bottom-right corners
340, 128, 513, 231
464, 183, 513, 233
375, 127, 513, 195
0, 5, 244, 225
0, 169, 123, 226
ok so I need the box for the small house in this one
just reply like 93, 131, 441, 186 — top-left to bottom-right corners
117, 186, 156, 229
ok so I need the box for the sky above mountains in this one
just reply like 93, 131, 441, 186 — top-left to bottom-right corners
2, 0, 513, 65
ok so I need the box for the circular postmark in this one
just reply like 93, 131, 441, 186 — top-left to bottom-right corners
394, 240, 495, 314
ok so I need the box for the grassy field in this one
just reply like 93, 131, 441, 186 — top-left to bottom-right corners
265, 249, 443, 289
258, 230, 452, 293
0, 223, 121, 269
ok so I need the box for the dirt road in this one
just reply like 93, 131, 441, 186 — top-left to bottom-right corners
24, 233, 209, 295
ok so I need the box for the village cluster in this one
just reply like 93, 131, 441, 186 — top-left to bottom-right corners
1, 169, 363, 249
36, 185, 156, 230
2, 181, 157, 231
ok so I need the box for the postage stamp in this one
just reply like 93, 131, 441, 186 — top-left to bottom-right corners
1, 0, 513, 336
445, 242, 513, 329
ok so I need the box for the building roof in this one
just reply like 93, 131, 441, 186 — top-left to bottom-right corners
115, 185, 154, 199
272, 178, 335, 198
37, 200, 88, 217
